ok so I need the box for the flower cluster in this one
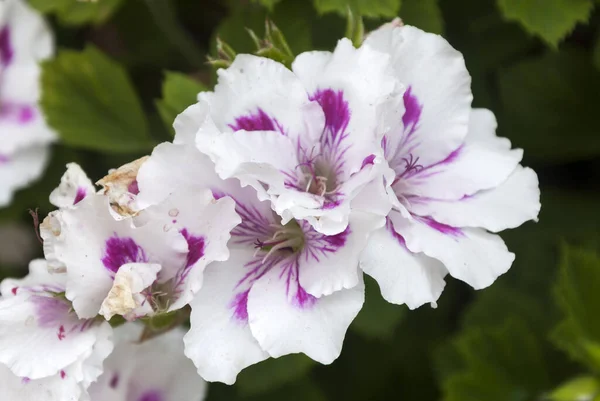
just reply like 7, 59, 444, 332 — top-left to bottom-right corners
0, 0, 56, 206
0, 17, 540, 400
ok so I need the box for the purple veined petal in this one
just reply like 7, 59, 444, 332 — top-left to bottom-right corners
414, 215, 464, 238
138, 390, 163, 401
72, 187, 87, 205
0, 102, 36, 125
101, 235, 148, 274
359, 215, 448, 309
0, 27, 13, 66
228, 108, 286, 134
310, 88, 350, 143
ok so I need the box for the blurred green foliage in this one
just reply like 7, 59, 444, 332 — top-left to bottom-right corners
2, 0, 600, 399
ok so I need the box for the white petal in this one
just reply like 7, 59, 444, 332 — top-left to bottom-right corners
299, 211, 385, 297
197, 128, 299, 202
399, 108, 523, 200
140, 187, 241, 311
99, 262, 160, 321
359, 221, 447, 309
184, 248, 269, 385
247, 264, 364, 364
0, 364, 83, 401
392, 213, 515, 290
0, 145, 50, 207
0, 261, 112, 381
55, 194, 188, 319
0, 293, 101, 379
408, 166, 541, 233
1, 0, 53, 64
0, 259, 64, 297
49, 163, 95, 208
40, 211, 66, 273
89, 324, 207, 401
364, 24, 472, 167
293, 38, 404, 162
173, 101, 211, 146
209, 54, 324, 148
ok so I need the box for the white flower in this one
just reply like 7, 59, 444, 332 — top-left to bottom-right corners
357, 24, 541, 309
136, 105, 370, 384
194, 38, 401, 235
49, 163, 96, 209
0, 259, 113, 401
0, 0, 56, 207
47, 171, 239, 321
42, 162, 95, 274
88, 323, 207, 401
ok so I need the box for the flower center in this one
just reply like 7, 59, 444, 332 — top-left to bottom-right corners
296, 151, 340, 199
254, 220, 305, 262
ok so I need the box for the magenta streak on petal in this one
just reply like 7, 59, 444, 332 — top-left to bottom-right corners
0, 27, 13, 66
302, 223, 350, 263
109, 373, 119, 388
31, 295, 71, 328
228, 195, 274, 246
402, 87, 422, 140
310, 89, 350, 140
322, 199, 342, 209
229, 108, 285, 134
0, 103, 36, 124
101, 235, 148, 274
60, 370, 66, 379
416, 215, 464, 237
128, 179, 140, 195
230, 289, 250, 321
360, 154, 375, 169
181, 230, 205, 268
22, 377, 31, 384
0, 154, 9, 164
172, 229, 206, 295
386, 218, 407, 247
73, 187, 87, 205
386, 86, 424, 177
138, 390, 163, 401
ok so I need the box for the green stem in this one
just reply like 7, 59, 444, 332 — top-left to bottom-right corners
144, 0, 205, 68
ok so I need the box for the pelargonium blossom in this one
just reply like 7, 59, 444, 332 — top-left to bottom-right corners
195, 38, 401, 235
0, 0, 56, 206
136, 104, 373, 384
0, 259, 113, 401
88, 324, 207, 401
43, 162, 239, 322
357, 22, 541, 308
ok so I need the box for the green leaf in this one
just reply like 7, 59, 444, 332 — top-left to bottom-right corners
552, 244, 600, 372
498, 49, 600, 163
28, 0, 70, 13
29, 0, 124, 25
56, 0, 124, 25
236, 354, 315, 396
252, 0, 283, 10
155, 72, 207, 136
496, 0, 594, 47
548, 376, 600, 401
400, 0, 443, 35
313, 0, 401, 18
41, 46, 153, 153
442, 319, 550, 401
351, 276, 405, 340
